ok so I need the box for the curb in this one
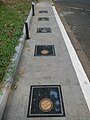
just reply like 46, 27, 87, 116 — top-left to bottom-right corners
0, 5, 34, 119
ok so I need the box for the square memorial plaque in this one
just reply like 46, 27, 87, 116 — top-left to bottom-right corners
27, 85, 65, 117
34, 45, 55, 56
37, 27, 51, 33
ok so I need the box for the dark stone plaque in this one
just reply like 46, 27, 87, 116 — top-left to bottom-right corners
34, 45, 55, 56
27, 85, 65, 117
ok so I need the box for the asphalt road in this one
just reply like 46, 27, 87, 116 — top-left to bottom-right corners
54, 0, 90, 80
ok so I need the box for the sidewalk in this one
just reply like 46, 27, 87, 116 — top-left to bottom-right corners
2, 0, 90, 120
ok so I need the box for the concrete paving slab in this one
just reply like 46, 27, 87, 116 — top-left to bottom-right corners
2, 0, 90, 120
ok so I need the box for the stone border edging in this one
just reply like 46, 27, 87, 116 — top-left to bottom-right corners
0, 5, 34, 119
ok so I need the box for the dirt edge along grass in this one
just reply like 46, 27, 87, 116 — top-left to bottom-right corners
0, 0, 32, 83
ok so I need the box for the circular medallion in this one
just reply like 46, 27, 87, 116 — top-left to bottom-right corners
41, 50, 49, 55
39, 98, 53, 112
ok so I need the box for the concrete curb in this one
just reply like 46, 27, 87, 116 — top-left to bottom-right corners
0, 4, 34, 119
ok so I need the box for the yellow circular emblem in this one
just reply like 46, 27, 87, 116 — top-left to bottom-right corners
41, 50, 49, 55
39, 98, 53, 112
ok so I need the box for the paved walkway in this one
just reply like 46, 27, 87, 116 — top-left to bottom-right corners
2, 0, 90, 120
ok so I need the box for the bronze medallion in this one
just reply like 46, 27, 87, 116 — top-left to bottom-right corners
41, 50, 49, 55
39, 98, 53, 112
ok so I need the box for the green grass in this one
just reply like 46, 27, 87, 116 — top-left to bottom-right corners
0, 0, 32, 83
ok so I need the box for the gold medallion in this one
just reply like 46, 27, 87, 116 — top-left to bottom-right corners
39, 98, 53, 112
41, 50, 49, 55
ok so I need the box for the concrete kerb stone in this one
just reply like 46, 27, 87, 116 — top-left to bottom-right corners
0, 3, 34, 120
50, 0, 54, 6
0, 82, 11, 120
23, 6, 33, 37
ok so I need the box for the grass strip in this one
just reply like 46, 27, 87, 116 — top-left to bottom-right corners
0, 0, 31, 83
